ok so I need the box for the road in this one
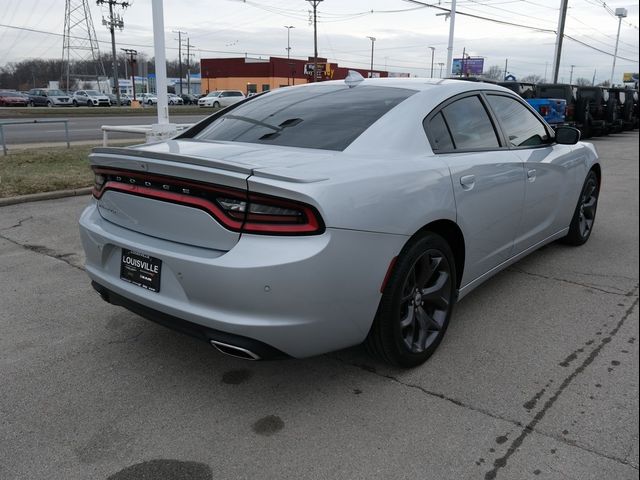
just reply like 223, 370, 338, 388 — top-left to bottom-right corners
0, 133, 638, 480
0, 114, 208, 144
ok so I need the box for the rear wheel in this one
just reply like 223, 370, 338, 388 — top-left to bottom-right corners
366, 232, 457, 368
562, 171, 599, 246
47, 100, 53, 108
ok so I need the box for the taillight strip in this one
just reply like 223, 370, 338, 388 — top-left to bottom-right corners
92, 167, 324, 235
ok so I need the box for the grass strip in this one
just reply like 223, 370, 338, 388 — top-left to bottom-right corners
0, 145, 96, 198
0, 106, 209, 118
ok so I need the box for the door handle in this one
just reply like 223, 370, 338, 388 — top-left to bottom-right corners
460, 175, 476, 190
527, 169, 537, 182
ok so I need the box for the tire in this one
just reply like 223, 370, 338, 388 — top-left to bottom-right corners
47, 101, 53, 108
87, 101, 93, 107
365, 232, 457, 368
73, 100, 78, 107
562, 171, 599, 246
213, 101, 220, 108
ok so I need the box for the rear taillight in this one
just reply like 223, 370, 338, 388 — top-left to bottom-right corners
566, 104, 574, 119
540, 105, 550, 116
92, 168, 324, 235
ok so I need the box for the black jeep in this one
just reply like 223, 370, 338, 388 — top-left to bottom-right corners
608, 87, 635, 131
578, 86, 623, 134
536, 83, 599, 138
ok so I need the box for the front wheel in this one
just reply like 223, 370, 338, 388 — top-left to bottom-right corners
366, 232, 457, 368
213, 101, 220, 108
562, 171, 599, 246
47, 101, 53, 108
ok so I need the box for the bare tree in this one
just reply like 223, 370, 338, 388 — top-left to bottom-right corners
521, 74, 543, 83
597, 80, 610, 87
574, 77, 592, 86
484, 65, 503, 81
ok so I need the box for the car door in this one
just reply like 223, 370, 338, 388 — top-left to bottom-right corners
484, 93, 581, 253
35, 89, 46, 106
425, 93, 525, 287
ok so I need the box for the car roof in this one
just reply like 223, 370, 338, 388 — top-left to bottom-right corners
272, 77, 514, 104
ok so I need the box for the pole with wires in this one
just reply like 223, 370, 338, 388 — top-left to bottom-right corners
429, 46, 435, 77
306, 0, 323, 82
367, 36, 376, 78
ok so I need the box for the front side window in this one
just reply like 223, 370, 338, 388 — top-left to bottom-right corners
486, 94, 549, 147
440, 95, 500, 150
195, 85, 416, 151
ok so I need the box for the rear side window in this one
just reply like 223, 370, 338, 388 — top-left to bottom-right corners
426, 113, 455, 151
440, 96, 500, 150
195, 85, 416, 151
486, 95, 549, 147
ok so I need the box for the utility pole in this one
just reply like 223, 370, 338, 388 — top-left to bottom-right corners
446, 0, 457, 77
367, 36, 376, 78
504, 58, 508, 80
610, 8, 628, 86
285, 25, 295, 86
306, 0, 323, 82
428, 46, 435, 77
461, 47, 466, 77
184, 37, 194, 95
173, 30, 186, 95
569, 64, 575, 84
121, 48, 137, 100
592, 69, 597, 86
551, 0, 569, 83
97, 0, 129, 107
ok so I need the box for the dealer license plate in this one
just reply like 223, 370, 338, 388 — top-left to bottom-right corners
120, 249, 162, 293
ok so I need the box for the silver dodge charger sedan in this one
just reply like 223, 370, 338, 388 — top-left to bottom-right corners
79, 75, 600, 367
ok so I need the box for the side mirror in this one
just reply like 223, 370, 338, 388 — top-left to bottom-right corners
555, 126, 581, 145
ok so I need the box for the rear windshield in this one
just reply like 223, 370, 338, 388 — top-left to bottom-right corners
195, 85, 417, 151
537, 87, 569, 99
580, 89, 600, 100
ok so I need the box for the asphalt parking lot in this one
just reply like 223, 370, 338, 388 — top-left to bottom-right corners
0, 133, 638, 480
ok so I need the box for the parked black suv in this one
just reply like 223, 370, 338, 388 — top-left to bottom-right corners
578, 86, 622, 134
608, 87, 635, 131
536, 84, 599, 138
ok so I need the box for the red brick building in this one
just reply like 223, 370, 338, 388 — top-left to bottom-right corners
200, 56, 389, 95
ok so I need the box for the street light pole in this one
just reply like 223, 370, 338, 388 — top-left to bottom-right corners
569, 64, 575, 84
367, 36, 376, 78
610, 8, 627, 86
428, 46, 435, 77
285, 25, 295, 86
306, 0, 323, 82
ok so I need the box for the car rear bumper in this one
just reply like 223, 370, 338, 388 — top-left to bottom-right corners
79, 202, 407, 358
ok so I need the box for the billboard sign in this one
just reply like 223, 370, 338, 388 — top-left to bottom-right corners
452, 58, 485, 76
623, 72, 638, 83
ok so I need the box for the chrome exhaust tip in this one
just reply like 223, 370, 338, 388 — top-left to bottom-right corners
209, 340, 261, 361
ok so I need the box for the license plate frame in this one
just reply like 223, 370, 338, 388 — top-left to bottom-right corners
120, 249, 162, 293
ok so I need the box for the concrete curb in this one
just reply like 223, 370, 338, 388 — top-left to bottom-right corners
0, 187, 93, 207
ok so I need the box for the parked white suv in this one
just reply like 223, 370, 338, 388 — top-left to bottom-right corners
198, 90, 245, 108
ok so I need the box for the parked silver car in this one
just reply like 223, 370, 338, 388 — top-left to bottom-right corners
80, 77, 600, 367
73, 90, 111, 107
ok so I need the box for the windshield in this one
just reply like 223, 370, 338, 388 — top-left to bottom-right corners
207, 92, 221, 97
195, 85, 417, 151
47, 90, 65, 96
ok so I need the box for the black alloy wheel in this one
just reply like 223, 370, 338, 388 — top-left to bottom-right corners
366, 232, 457, 368
562, 170, 599, 246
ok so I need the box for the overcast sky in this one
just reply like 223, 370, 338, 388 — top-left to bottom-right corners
0, 0, 638, 84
